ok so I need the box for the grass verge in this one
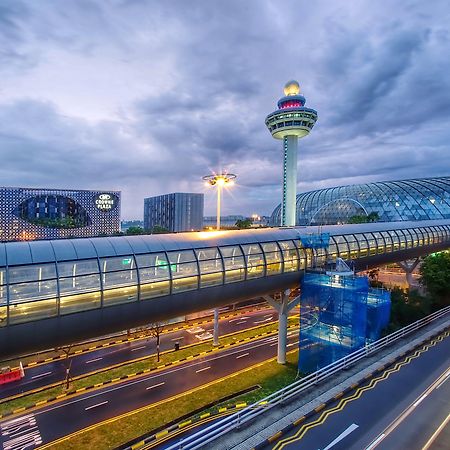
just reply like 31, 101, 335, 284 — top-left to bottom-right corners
43, 351, 300, 450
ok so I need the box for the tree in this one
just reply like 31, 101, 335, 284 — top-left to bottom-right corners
151, 225, 169, 234
367, 212, 379, 222
125, 226, 145, 235
148, 322, 165, 362
56, 344, 74, 389
383, 287, 431, 334
348, 215, 368, 224
419, 252, 450, 309
235, 218, 252, 229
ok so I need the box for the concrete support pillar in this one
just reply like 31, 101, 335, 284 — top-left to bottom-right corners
264, 289, 300, 364
213, 308, 219, 346
397, 258, 420, 289
277, 305, 288, 364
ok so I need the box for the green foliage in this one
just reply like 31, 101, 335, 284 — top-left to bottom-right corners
29, 216, 85, 229
348, 215, 368, 224
235, 218, 252, 229
151, 225, 169, 234
347, 212, 379, 224
384, 287, 431, 334
125, 226, 145, 235
419, 252, 450, 309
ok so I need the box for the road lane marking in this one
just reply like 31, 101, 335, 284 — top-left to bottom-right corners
0, 414, 42, 450
320, 423, 359, 450
28, 335, 298, 417
146, 382, 165, 390
421, 412, 450, 450
131, 346, 146, 352
435, 369, 450, 389
85, 401, 108, 411
171, 336, 184, 341
31, 371, 52, 379
413, 393, 427, 407
85, 357, 103, 364
365, 433, 385, 450
195, 366, 211, 373
228, 317, 249, 323
236, 353, 249, 359
270, 342, 277, 346
236, 320, 247, 325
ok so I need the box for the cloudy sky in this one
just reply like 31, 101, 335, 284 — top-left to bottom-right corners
1, 0, 449, 219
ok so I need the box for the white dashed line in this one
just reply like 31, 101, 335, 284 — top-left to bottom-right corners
85, 401, 108, 411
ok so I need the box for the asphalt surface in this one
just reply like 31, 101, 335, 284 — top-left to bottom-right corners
266, 330, 450, 450
0, 306, 284, 400
0, 328, 301, 448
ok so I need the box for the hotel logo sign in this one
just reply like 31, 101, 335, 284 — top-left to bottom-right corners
94, 193, 118, 212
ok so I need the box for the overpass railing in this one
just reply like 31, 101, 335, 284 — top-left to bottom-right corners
164, 305, 450, 450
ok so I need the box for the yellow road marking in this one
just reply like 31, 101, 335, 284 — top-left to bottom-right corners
272, 333, 447, 449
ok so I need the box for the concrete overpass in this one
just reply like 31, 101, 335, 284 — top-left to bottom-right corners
0, 219, 449, 357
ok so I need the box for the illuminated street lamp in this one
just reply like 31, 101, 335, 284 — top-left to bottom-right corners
203, 172, 236, 346
203, 173, 237, 230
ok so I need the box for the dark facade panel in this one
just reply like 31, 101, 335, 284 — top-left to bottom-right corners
144, 192, 204, 232
0, 187, 120, 242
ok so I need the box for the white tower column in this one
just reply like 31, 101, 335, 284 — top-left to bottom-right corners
282, 136, 298, 227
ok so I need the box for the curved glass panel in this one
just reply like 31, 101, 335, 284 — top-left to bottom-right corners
9, 299, 57, 324
195, 248, 223, 288
167, 250, 198, 292
261, 242, 282, 275
241, 244, 265, 279
58, 259, 99, 277
220, 246, 245, 283
279, 240, 299, 272
9, 264, 56, 283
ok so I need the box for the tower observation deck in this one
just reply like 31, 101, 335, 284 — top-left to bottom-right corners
265, 80, 318, 226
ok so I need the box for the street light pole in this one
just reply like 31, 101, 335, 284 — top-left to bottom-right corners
216, 183, 221, 230
203, 172, 237, 345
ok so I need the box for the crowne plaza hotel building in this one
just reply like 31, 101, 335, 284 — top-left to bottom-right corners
0, 187, 121, 241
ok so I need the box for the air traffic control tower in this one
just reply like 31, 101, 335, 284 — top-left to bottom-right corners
265, 80, 318, 226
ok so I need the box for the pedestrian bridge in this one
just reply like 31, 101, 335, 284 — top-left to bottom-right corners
0, 219, 449, 357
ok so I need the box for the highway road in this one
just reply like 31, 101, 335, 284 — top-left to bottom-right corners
0, 328, 302, 448
0, 306, 288, 400
266, 330, 449, 450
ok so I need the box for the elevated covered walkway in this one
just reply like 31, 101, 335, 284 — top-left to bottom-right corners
0, 219, 449, 356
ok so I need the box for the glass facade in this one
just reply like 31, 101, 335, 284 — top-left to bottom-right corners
0, 222, 448, 327
270, 177, 450, 226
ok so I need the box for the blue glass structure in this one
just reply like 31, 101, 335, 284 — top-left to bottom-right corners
298, 273, 391, 374
270, 176, 450, 226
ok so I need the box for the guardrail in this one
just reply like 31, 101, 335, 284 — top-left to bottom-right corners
165, 305, 450, 450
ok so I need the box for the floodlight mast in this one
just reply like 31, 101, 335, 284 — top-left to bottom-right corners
202, 173, 237, 230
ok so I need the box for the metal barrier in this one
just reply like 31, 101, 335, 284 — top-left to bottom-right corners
164, 305, 450, 450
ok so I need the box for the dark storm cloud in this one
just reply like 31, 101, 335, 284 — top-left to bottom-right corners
0, 0, 449, 218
